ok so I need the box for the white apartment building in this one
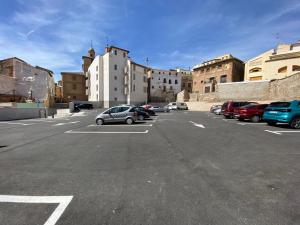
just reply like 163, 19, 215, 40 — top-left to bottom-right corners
149, 68, 182, 101
86, 46, 148, 108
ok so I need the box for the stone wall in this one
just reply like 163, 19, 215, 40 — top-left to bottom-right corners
189, 72, 300, 102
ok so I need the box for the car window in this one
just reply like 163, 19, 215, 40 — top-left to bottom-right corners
269, 102, 291, 107
109, 107, 119, 113
233, 102, 240, 107
172, 103, 176, 105
118, 107, 129, 112
129, 107, 136, 112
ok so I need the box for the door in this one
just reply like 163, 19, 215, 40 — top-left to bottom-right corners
113, 106, 130, 122
102, 107, 118, 122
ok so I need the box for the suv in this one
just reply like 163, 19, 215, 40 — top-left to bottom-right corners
222, 101, 257, 119
234, 104, 269, 122
95, 106, 137, 125
263, 100, 300, 129
166, 102, 188, 110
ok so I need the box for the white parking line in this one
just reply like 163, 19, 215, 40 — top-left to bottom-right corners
0, 195, 73, 225
53, 121, 80, 126
189, 121, 205, 128
87, 124, 153, 127
0, 122, 36, 126
237, 123, 266, 126
65, 130, 149, 134
265, 130, 300, 135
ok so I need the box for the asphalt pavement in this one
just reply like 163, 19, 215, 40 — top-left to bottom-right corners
0, 110, 299, 225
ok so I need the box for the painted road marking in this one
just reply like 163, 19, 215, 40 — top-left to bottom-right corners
0, 122, 35, 126
53, 121, 80, 126
65, 130, 149, 134
265, 130, 300, 135
189, 121, 205, 128
237, 123, 266, 126
0, 195, 73, 225
87, 124, 153, 127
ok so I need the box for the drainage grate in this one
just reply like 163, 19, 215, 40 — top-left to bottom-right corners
0, 145, 7, 148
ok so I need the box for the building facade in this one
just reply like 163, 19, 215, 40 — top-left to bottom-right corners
245, 41, 300, 81
177, 68, 193, 93
61, 72, 88, 102
0, 57, 55, 106
192, 54, 244, 94
149, 68, 182, 102
86, 46, 148, 107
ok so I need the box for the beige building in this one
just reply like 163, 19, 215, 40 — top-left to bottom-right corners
0, 57, 55, 106
61, 72, 88, 102
245, 40, 300, 81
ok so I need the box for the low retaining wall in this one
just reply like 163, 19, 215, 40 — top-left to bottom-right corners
0, 107, 47, 121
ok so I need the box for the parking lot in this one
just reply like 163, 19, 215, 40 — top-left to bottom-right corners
0, 110, 299, 225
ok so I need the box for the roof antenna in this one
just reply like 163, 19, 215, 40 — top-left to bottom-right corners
90, 40, 93, 49
146, 57, 149, 67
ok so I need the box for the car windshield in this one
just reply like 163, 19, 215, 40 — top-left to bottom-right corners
269, 102, 291, 108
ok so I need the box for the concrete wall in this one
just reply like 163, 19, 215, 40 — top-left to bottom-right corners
0, 107, 47, 121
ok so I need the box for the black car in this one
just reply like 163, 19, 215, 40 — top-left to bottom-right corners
74, 103, 93, 110
137, 107, 155, 116
135, 107, 150, 120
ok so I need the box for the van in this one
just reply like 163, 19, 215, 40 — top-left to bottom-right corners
167, 102, 188, 110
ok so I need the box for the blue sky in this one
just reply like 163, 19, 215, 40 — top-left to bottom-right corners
1, 0, 300, 81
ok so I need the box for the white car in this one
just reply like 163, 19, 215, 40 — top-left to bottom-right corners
166, 102, 188, 110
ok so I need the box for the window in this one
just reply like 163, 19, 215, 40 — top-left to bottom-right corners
96, 84, 98, 91
96, 94, 98, 100
159, 72, 161, 74
114, 50, 117, 55
72, 84, 77, 90
96, 73, 98, 80
143, 87, 147, 93
158, 78, 160, 80
278, 66, 287, 73
170, 86, 173, 90
123, 52, 126, 58
152, 70, 154, 73
292, 65, 300, 71
220, 75, 227, 83
163, 86, 166, 91
114, 76, 117, 80
169, 79, 172, 84
114, 97, 118, 101
152, 86, 154, 89
133, 74, 135, 80
249, 67, 262, 73
204, 86, 210, 93
169, 72, 171, 75
217, 65, 222, 69
114, 64, 117, 70
175, 80, 178, 84
118, 106, 129, 112
188, 83, 191, 88
133, 64, 136, 71
96, 66, 98, 71
114, 87, 117, 91
163, 78, 166, 83
133, 84, 135, 91
143, 76, 147, 82
144, 68, 147, 74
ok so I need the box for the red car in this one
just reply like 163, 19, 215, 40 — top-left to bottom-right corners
222, 101, 257, 119
234, 104, 269, 122
142, 104, 153, 110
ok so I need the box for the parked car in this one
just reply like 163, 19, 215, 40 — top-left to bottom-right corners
95, 106, 137, 125
137, 107, 156, 116
210, 105, 222, 113
135, 107, 150, 120
234, 104, 269, 122
150, 106, 170, 113
141, 104, 153, 110
222, 101, 257, 119
166, 102, 188, 110
74, 103, 93, 110
263, 100, 300, 129
213, 106, 222, 115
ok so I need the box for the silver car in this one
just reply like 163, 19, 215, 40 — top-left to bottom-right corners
95, 106, 137, 125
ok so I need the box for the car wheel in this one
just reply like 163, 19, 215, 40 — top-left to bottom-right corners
96, 118, 104, 125
126, 118, 133, 125
138, 115, 144, 120
267, 121, 277, 126
290, 117, 300, 129
251, 115, 260, 123
238, 118, 244, 121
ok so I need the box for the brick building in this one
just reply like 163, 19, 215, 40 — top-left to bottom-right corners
61, 72, 88, 102
192, 54, 244, 94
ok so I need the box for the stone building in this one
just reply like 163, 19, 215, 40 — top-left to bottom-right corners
54, 82, 63, 103
177, 68, 193, 93
192, 54, 244, 94
0, 57, 55, 106
245, 40, 300, 81
61, 72, 88, 102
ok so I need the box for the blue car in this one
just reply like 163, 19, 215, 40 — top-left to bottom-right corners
263, 100, 300, 129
